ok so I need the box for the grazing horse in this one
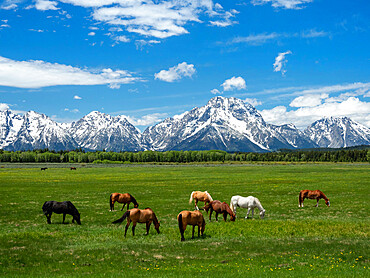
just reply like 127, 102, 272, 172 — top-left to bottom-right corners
177, 210, 206, 242
110, 192, 139, 211
41, 167, 48, 171
299, 190, 330, 207
42, 201, 81, 224
70, 167, 77, 170
112, 208, 160, 237
230, 195, 266, 219
189, 191, 213, 210
204, 200, 235, 222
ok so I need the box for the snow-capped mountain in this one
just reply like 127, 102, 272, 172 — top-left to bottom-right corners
304, 117, 370, 148
69, 111, 145, 152
0, 110, 77, 151
0, 97, 369, 152
142, 96, 315, 152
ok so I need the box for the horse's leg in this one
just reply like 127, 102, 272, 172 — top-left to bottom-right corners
223, 212, 227, 221
124, 219, 131, 237
121, 203, 126, 211
127, 203, 130, 211
209, 209, 213, 221
246, 208, 251, 219
46, 213, 51, 224
251, 208, 254, 219
145, 221, 152, 235
198, 225, 201, 237
315, 199, 319, 207
132, 222, 137, 236
215, 212, 219, 221
63, 213, 66, 224
192, 225, 195, 239
195, 199, 199, 210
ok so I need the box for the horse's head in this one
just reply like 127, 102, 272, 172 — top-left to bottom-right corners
230, 213, 236, 222
325, 200, 330, 207
154, 220, 160, 234
74, 213, 81, 225
259, 210, 265, 219
134, 203, 139, 208
203, 204, 210, 213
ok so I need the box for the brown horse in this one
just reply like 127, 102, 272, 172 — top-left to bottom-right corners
112, 208, 160, 237
177, 210, 206, 242
110, 193, 139, 211
70, 167, 77, 170
204, 200, 236, 221
299, 190, 330, 207
189, 191, 213, 210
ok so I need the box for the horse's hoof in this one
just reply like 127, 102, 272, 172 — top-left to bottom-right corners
181, 238, 185, 242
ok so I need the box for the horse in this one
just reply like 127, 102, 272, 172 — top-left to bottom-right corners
112, 208, 160, 237
42, 201, 81, 225
230, 195, 266, 219
299, 190, 330, 207
177, 210, 206, 242
204, 200, 235, 222
110, 192, 139, 211
70, 167, 77, 170
189, 191, 213, 210
41, 167, 48, 171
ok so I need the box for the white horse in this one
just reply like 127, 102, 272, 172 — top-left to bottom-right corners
230, 195, 265, 219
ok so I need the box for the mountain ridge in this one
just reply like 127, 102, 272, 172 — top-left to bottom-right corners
1, 97, 369, 152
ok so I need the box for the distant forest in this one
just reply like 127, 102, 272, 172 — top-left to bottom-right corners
0, 146, 369, 163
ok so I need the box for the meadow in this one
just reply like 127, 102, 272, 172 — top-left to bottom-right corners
0, 163, 369, 277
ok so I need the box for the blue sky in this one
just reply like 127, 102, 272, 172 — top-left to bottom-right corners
0, 0, 369, 130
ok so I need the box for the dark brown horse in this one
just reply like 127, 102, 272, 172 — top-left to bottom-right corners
177, 210, 206, 241
41, 167, 48, 171
299, 190, 330, 207
42, 201, 81, 225
204, 200, 236, 221
112, 208, 160, 237
110, 192, 139, 211
70, 167, 77, 170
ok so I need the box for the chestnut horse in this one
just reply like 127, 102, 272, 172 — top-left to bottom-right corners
204, 200, 235, 221
299, 190, 330, 207
177, 210, 206, 242
189, 191, 213, 210
110, 192, 139, 211
112, 208, 160, 237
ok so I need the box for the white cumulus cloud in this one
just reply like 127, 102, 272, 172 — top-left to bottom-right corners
273, 50, 292, 75
290, 93, 328, 107
35, 0, 59, 10
0, 55, 140, 89
211, 88, 221, 95
155, 62, 196, 82
251, 0, 313, 10
260, 95, 370, 128
244, 98, 262, 107
221, 76, 246, 91
0, 103, 10, 111
125, 113, 167, 127
73, 95, 82, 100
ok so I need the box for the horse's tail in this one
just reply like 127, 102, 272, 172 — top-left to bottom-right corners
229, 200, 234, 213
205, 191, 213, 202
189, 191, 194, 204
178, 213, 184, 234
112, 210, 130, 224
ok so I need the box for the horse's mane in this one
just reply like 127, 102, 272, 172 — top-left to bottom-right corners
222, 202, 234, 216
205, 191, 213, 201
317, 190, 329, 201
130, 194, 138, 205
254, 197, 265, 211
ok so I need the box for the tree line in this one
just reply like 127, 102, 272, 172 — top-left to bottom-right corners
0, 147, 369, 163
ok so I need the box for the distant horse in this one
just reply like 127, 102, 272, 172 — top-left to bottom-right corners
299, 190, 330, 207
42, 201, 81, 224
41, 167, 48, 171
110, 192, 139, 211
230, 195, 266, 219
112, 208, 160, 237
189, 191, 213, 210
177, 210, 206, 242
204, 200, 235, 222
70, 167, 77, 170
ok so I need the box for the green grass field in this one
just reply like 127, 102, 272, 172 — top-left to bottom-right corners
0, 163, 369, 277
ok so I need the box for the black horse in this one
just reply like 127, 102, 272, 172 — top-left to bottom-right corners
42, 201, 81, 225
